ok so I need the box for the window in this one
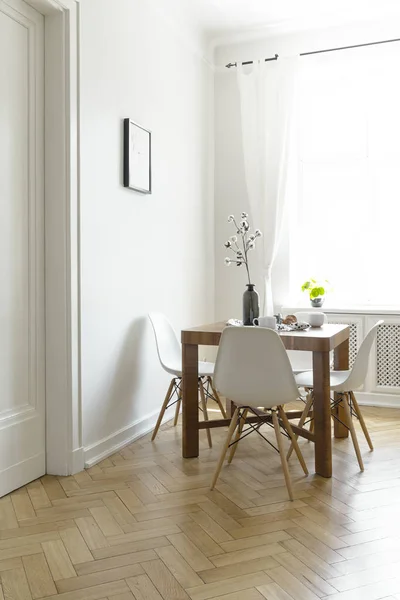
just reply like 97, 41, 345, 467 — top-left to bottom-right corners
289, 43, 400, 306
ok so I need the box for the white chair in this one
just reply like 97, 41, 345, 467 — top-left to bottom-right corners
292, 320, 383, 471
210, 327, 308, 501
289, 312, 328, 375
148, 313, 226, 446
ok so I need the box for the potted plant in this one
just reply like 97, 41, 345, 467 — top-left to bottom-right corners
301, 279, 330, 307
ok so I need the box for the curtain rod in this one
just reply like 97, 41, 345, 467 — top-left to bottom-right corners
225, 36, 400, 68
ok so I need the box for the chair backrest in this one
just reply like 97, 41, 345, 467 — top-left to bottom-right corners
342, 320, 383, 391
148, 313, 182, 374
213, 326, 300, 408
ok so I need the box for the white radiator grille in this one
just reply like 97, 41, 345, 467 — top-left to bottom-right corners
328, 321, 359, 368
376, 323, 400, 388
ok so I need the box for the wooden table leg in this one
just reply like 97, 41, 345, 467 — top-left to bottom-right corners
313, 350, 332, 478
333, 338, 350, 439
182, 343, 199, 458
225, 399, 234, 418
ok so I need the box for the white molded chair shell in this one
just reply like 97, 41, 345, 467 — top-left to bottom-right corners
334, 319, 383, 391
295, 320, 383, 392
148, 313, 215, 377
289, 312, 328, 375
213, 327, 300, 409
148, 313, 182, 376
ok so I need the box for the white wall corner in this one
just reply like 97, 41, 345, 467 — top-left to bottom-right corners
83, 407, 176, 468
147, 0, 214, 69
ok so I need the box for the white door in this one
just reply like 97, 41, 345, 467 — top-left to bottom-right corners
0, 0, 45, 496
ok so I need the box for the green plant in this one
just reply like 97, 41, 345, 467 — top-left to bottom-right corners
301, 278, 330, 300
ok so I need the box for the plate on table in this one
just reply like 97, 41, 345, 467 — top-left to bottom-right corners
278, 321, 310, 332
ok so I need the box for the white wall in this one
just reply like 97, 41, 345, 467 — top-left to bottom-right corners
79, 0, 214, 464
213, 20, 400, 319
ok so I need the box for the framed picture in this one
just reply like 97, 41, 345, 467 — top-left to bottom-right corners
123, 118, 152, 194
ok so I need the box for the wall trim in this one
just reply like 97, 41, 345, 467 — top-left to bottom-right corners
84, 407, 175, 468
27, 0, 82, 476
356, 392, 400, 409
71, 447, 84, 473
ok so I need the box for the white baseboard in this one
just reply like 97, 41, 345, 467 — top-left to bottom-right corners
355, 392, 400, 409
0, 453, 45, 498
83, 406, 175, 468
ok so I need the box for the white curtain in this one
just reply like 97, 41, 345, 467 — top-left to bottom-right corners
237, 57, 298, 315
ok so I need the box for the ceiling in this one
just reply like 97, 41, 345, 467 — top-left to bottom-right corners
165, 0, 400, 42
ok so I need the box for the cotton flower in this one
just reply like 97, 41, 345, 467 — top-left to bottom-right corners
224, 212, 260, 284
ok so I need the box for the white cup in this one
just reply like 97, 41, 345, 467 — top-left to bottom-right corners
308, 312, 325, 327
253, 316, 277, 329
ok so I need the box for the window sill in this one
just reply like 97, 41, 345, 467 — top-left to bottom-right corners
281, 305, 400, 316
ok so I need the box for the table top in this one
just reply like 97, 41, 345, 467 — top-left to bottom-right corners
181, 321, 349, 352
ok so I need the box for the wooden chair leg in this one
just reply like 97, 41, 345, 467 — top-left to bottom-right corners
173, 388, 182, 427
350, 391, 373, 451
279, 407, 308, 475
210, 408, 240, 490
151, 378, 176, 441
287, 392, 314, 460
199, 379, 212, 448
342, 393, 364, 471
228, 409, 248, 464
309, 416, 315, 434
272, 410, 294, 501
208, 376, 227, 418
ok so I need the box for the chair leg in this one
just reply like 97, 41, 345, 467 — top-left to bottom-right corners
151, 378, 176, 441
199, 379, 212, 448
350, 391, 373, 451
173, 388, 182, 427
279, 407, 308, 476
228, 408, 248, 464
210, 408, 240, 490
287, 392, 314, 460
309, 417, 314, 434
342, 393, 364, 471
208, 376, 227, 418
272, 410, 294, 501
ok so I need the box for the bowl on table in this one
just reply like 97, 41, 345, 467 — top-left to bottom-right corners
308, 312, 325, 327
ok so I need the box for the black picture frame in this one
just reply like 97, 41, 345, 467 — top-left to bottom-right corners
123, 118, 152, 194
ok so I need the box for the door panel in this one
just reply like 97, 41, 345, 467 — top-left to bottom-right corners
0, 0, 45, 496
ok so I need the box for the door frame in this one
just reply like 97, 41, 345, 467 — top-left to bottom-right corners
21, 0, 82, 475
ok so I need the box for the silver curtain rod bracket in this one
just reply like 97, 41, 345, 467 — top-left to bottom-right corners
225, 54, 278, 69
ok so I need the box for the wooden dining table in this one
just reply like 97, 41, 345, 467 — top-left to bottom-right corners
181, 321, 350, 478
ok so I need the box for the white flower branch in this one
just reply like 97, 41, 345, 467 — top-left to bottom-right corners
224, 213, 262, 285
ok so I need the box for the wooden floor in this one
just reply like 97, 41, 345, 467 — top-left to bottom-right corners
1, 404, 400, 600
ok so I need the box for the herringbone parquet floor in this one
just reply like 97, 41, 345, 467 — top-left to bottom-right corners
1, 404, 400, 600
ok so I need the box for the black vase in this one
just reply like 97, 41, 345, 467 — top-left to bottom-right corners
243, 284, 260, 326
